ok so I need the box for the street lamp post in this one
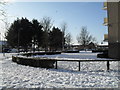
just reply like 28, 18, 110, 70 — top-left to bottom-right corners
32, 36, 36, 53
62, 30, 65, 51
0, 33, 5, 56
17, 29, 20, 53
17, 28, 22, 53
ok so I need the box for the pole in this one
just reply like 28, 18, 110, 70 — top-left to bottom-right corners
18, 29, 21, 53
0, 33, 1, 53
18, 30, 19, 52
107, 61, 110, 71
0, 33, 5, 56
2, 34, 5, 56
62, 31, 65, 51
55, 61, 57, 69
79, 61, 80, 71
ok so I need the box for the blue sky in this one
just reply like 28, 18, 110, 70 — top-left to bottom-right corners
4, 2, 107, 44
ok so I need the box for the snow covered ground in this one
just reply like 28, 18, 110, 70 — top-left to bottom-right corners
0, 52, 120, 88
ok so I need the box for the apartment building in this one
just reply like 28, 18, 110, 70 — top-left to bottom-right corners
103, 1, 120, 59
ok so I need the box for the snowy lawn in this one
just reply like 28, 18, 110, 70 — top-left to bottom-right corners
0, 52, 120, 88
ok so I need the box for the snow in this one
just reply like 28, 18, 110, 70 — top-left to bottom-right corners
33, 51, 114, 60
0, 52, 119, 88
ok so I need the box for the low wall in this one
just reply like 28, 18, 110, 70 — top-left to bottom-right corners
12, 52, 59, 68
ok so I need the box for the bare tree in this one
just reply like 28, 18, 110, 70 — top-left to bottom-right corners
61, 22, 67, 51
40, 17, 53, 51
65, 33, 72, 50
40, 16, 53, 32
0, 1, 7, 21
0, 1, 7, 56
77, 26, 96, 49
0, 1, 9, 38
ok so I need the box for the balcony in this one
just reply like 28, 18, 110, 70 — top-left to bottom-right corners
102, 2, 107, 10
104, 34, 108, 42
103, 18, 108, 26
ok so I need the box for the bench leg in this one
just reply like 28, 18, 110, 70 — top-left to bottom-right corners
79, 61, 80, 71
55, 61, 57, 69
107, 61, 110, 71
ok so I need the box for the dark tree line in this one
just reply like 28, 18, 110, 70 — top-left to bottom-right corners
49, 27, 63, 51
5, 17, 64, 51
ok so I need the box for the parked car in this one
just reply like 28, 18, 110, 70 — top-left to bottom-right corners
3, 48, 11, 53
10, 48, 18, 53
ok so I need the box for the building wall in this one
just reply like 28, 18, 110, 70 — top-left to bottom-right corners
119, 2, 120, 42
107, 2, 120, 59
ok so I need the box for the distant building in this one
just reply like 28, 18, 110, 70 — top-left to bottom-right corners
97, 42, 108, 50
71, 42, 96, 51
103, 1, 120, 59
104, 34, 108, 42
